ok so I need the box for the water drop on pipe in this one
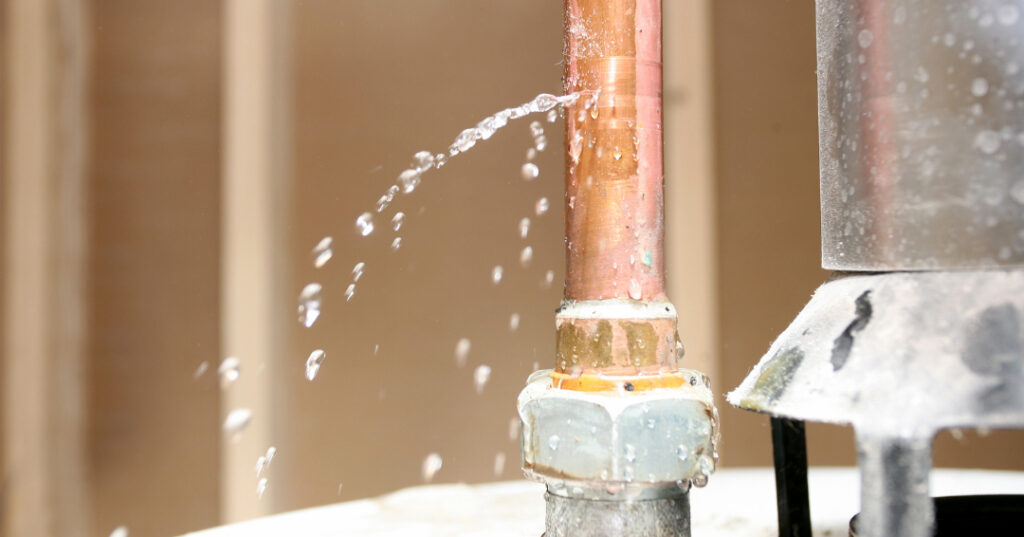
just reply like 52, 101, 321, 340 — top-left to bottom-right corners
492, 265, 504, 284
398, 169, 421, 194
390, 237, 402, 251
345, 283, 356, 302
352, 262, 365, 282
392, 212, 405, 231
519, 218, 530, 239
256, 477, 268, 498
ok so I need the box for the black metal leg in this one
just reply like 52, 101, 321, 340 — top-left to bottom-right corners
771, 417, 812, 537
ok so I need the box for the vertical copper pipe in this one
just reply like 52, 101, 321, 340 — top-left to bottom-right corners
564, 0, 664, 302
555, 0, 676, 377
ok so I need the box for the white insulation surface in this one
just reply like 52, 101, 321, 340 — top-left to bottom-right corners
182, 468, 1024, 537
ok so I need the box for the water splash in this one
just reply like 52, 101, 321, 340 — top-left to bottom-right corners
218, 357, 241, 388
305, 349, 326, 381
519, 246, 533, 267
521, 162, 539, 181
474, 365, 492, 394
535, 197, 550, 216
297, 283, 324, 327
493, 452, 507, 476
421, 453, 443, 482
454, 338, 471, 367
312, 236, 333, 268
223, 408, 253, 436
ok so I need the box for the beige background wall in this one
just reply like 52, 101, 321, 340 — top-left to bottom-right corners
1, 2, 1021, 536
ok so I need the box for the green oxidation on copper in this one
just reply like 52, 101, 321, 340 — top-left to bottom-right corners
739, 346, 805, 411
555, 320, 614, 370
623, 321, 658, 367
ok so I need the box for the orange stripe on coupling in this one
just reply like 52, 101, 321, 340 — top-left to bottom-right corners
550, 370, 690, 393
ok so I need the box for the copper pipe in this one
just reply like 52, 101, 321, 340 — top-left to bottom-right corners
563, 0, 664, 302
556, 0, 674, 377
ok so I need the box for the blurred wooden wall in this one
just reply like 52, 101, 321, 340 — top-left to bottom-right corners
1, 2, 1022, 537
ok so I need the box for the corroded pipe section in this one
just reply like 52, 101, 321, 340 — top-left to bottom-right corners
564, 0, 664, 302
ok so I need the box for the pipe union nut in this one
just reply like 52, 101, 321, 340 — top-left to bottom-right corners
517, 370, 719, 486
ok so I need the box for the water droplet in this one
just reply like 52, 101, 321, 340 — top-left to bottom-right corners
509, 313, 521, 332
529, 120, 544, 138
971, 77, 989, 97
857, 29, 874, 48
352, 262, 366, 282
373, 344, 380, 355
613, 146, 622, 160
526, 148, 537, 161
305, 349, 326, 381
544, 269, 556, 287
628, 279, 642, 300
109, 526, 129, 537
193, 361, 209, 379
345, 283, 356, 302
223, 408, 253, 436
692, 473, 709, 488
398, 169, 421, 194
474, 364, 492, 394
519, 246, 534, 267
297, 283, 323, 327
534, 135, 548, 151
548, 435, 560, 451
454, 338, 471, 367
493, 452, 507, 476
265, 446, 276, 464
569, 131, 584, 162
312, 237, 333, 268
975, 130, 1001, 154
392, 212, 405, 231
999, 5, 1020, 25
546, 109, 558, 123
218, 356, 241, 388
508, 416, 520, 440
535, 197, 550, 216
390, 237, 402, 251
677, 445, 689, 461
421, 453, 443, 482
519, 217, 530, 239
625, 444, 637, 462
412, 150, 434, 171
355, 212, 375, 236
676, 337, 686, 360
256, 477, 268, 498
521, 162, 539, 181
435, 153, 448, 168
255, 456, 267, 475
492, 265, 504, 284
